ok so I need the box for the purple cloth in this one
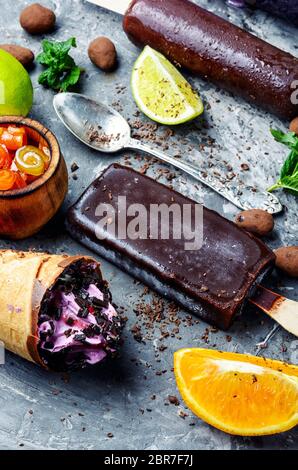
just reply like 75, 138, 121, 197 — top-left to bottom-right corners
226, 0, 298, 24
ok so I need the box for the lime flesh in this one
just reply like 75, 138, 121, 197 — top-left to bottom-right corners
0, 49, 33, 117
131, 46, 204, 125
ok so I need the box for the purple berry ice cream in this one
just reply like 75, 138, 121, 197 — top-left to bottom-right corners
38, 259, 123, 371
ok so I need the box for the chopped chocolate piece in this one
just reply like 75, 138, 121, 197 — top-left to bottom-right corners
131, 324, 143, 342
64, 329, 73, 338
80, 290, 89, 300
241, 163, 250, 171
66, 317, 75, 326
92, 297, 109, 309
71, 162, 79, 172
179, 410, 188, 419
73, 333, 87, 343
168, 395, 180, 406
54, 307, 62, 321
39, 314, 51, 324
83, 324, 101, 338
78, 307, 89, 319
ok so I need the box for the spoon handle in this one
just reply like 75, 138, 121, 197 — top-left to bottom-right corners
128, 138, 282, 214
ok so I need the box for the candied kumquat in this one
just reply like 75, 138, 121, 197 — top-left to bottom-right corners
0, 130, 25, 151
13, 172, 27, 189
0, 169, 16, 191
0, 126, 50, 191
0, 144, 12, 169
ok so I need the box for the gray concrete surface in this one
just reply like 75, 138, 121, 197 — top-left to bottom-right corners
0, 0, 297, 450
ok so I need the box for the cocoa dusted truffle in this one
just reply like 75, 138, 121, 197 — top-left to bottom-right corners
234, 209, 274, 237
274, 246, 298, 278
289, 117, 298, 136
88, 37, 117, 71
20, 3, 56, 35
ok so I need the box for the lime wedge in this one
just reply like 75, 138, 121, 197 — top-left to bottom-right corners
131, 46, 204, 125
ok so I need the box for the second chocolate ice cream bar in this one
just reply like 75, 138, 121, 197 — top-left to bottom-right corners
123, 0, 298, 120
66, 164, 275, 330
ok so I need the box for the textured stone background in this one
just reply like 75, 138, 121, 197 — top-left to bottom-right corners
0, 0, 297, 450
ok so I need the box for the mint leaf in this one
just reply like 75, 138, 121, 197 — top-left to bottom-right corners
280, 150, 298, 180
268, 129, 298, 196
36, 38, 82, 92
60, 66, 81, 92
58, 37, 77, 55
279, 176, 298, 195
270, 129, 298, 152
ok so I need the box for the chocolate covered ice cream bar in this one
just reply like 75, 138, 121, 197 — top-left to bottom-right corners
66, 164, 275, 330
123, 0, 298, 119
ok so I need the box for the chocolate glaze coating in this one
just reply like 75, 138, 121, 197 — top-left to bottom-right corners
123, 0, 298, 120
66, 164, 275, 330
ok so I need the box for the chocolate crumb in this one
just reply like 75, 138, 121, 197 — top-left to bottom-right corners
131, 324, 143, 343
241, 163, 250, 171
168, 395, 180, 406
71, 162, 79, 172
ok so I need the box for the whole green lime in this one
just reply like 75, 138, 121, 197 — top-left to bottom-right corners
0, 49, 33, 116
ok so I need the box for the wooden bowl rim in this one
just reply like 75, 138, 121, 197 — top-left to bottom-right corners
0, 116, 61, 198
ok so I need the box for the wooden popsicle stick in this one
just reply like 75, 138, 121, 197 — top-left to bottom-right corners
87, 0, 131, 15
249, 285, 298, 337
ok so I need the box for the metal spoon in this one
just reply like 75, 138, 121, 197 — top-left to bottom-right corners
53, 93, 282, 214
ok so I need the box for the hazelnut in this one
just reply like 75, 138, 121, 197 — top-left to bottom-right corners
274, 246, 298, 277
88, 37, 117, 72
289, 117, 298, 136
0, 44, 34, 69
20, 3, 56, 35
234, 209, 274, 237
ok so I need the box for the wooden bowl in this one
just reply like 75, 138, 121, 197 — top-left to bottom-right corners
0, 116, 68, 239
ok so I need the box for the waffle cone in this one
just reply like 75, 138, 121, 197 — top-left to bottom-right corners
0, 250, 98, 368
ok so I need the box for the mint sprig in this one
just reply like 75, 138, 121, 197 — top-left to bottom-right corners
36, 38, 82, 92
267, 129, 298, 195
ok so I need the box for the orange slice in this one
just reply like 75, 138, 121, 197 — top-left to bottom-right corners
174, 348, 298, 436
